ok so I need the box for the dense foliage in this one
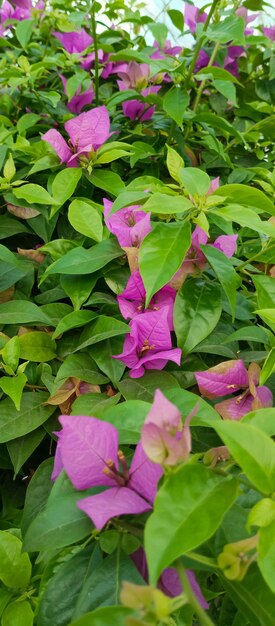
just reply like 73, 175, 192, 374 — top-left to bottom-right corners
0, 0, 275, 624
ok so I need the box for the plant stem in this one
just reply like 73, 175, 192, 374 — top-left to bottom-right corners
91, 0, 99, 106
192, 41, 220, 113
184, 0, 220, 92
186, 551, 217, 569
176, 560, 216, 626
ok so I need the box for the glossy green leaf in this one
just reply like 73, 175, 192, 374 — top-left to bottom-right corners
89, 337, 125, 384
74, 316, 129, 351
222, 565, 275, 626
174, 278, 222, 353
206, 15, 245, 45
37, 548, 142, 626
102, 400, 150, 443
166, 145, 184, 182
139, 221, 191, 306
52, 310, 97, 339
2, 601, 33, 626
0, 392, 55, 443
178, 167, 210, 196
68, 199, 103, 242
0, 373, 27, 410
21, 458, 54, 536
68, 607, 133, 626
214, 421, 275, 495
212, 184, 275, 215
51, 168, 82, 213
118, 371, 180, 401
163, 87, 189, 127
42, 239, 122, 277
13, 184, 57, 205
18, 332, 56, 362
0, 301, 51, 325
88, 170, 125, 196
7, 428, 46, 475
201, 245, 241, 317
1, 336, 20, 371
145, 463, 238, 583
142, 193, 193, 214
0, 531, 31, 588
253, 275, 275, 308
15, 19, 35, 47
54, 353, 108, 387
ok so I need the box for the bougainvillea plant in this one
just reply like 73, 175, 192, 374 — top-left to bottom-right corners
0, 0, 274, 624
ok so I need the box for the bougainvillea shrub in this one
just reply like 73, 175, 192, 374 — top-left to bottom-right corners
0, 0, 275, 624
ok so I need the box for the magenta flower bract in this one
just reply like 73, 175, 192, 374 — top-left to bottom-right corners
141, 389, 192, 465
117, 61, 150, 89
60, 75, 94, 114
114, 307, 181, 378
183, 225, 237, 274
151, 39, 182, 60
263, 26, 275, 41
53, 28, 93, 54
52, 415, 162, 530
132, 547, 209, 609
42, 106, 111, 167
117, 62, 160, 121
184, 3, 208, 34
121, 85, 161, 122
117, 271, 176, 330
103, 198, 151, 247
195, 360, 273, 420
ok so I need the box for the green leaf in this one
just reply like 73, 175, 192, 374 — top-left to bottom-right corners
255, 309, 275, 332
174, 278, 222, 354
0, 531, 31, 588
68, 607, 133, 626
110, 191, 150, 215
18, 332, 56, 362
15, 19, 35, 47
0, 589, 12, 619
0, 301, 51, 325
145, 464, 237, 584
2, 601, 33, 626
102, 400, 150, 443
178, 167, 210, 196
193, 112, 244, 141
54, 353, 108, 387
89, 337, 125, 384
88, 170, 125, 197
257, 511, 275, 593
52, 310, 97, 339
0, 373, 27, 410
206, 15, 245, 45
0, 392, 55, 443
213, 80, 237, 105
168, 9, 184, 32
71, 392, 121, 417
196, 66, 242, 85
7, 428, 46, 475
242, 409, 275, 437
22, 491, 92, 552
17, 113, 40, 135
37, 548, 142, 626
212, 204, 275, 238
214, 421, 275, 495
163, 87, 189, 127
1, 336, 20, 371
51, 168, 82, 214
13, 184, 57, 205
221, 565, 275, 626
21, 458, 54, 536
61, 274, 97, 310
253, 275, 275, 308
259, 348, 275, 385
118, 372, 180, 402
42, 239, 122, 278
166, 145, 184, 183
148, 23, 168, 48
201, 245, 241, 318
142, 193, 193, 214
74, 316, 129, 351
68, 199, 103, 242
165, 388, 221, 426
139, 221, 191, 306
212, 184, 275, 215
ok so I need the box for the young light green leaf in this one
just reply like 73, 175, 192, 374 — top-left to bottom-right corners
139, 221, 191, 306
68, 199, 103, 242
174, 279, 222, 353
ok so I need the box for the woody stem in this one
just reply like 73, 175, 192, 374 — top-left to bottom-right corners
176, 560, 216, 626
91, 0, 99, 106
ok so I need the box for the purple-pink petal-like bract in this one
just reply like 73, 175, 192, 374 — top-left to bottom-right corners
103, 198, 151, 247
52, 415, 162, 530
195, 360, 273, 420
184, 3, 208, 34
114, 307, 181, 378
117, 271, 176, 330
263, 26, 275, 41
53, 28, 93, 54
42, 106, 111, 166
141, 389, 192, 465
60, 75, 94, 114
